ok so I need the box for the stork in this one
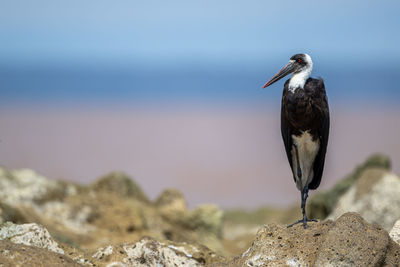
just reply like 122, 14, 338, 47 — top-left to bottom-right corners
263, 54, 330, 229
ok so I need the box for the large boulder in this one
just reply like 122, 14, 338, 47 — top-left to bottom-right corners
328, 168, 400, 231
221, 213, 400, 267
308, 154, 391, 219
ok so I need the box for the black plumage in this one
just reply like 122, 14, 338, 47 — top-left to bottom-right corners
281, 77, 330, 190
263, 53, 330, 228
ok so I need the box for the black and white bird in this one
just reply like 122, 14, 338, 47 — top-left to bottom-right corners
263, 54, 330, 229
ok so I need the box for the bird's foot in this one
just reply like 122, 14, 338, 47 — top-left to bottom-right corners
287, 218, 318, 229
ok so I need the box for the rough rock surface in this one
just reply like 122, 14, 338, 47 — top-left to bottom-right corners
0, 222, 64, 254
328, 168, 400, 230
220, 213, 400, 267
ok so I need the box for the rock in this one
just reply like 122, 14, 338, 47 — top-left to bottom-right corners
315, 213, 399, 267
308, 154, 391, 220
0, 240, 81, 267
221, 213, 400, 267
182, 205, 223, 237
156, 189, 187, 214
158, 204, 224, 254
36, 201, 95, 234
328, 168, 400, 230
0, 168, 70, 206
89, 236, 225, 267
390, 219, 400, 245
0, 222, 64, 254
92, 172, 150, 203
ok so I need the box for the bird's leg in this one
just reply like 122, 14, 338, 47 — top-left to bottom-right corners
287, 185, 318, 229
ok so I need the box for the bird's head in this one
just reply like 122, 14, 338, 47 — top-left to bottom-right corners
262, 53, 313, 88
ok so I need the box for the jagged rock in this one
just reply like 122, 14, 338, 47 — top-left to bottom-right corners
89, 236, 225, 267
308, 154, 391, 220
0, 222, 64, 254
0, 240, 81, 267
328, 168, 400, 230
220, 213, 400, 267
390, 219, 400, 245
92, 172, 150, 203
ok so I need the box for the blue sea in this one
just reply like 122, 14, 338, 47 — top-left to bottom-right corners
1, 61, 399, 109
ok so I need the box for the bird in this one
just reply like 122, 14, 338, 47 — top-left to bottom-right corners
262, 53, 330, 229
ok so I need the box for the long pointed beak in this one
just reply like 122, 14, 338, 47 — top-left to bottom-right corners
262, 61, 295, 88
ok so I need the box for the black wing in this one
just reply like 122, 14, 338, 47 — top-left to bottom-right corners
308, 79, 330, 190
281, 111, 295, 183
280, 81, 296, 183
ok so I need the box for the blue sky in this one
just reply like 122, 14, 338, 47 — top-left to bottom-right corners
0, 0, 400, 106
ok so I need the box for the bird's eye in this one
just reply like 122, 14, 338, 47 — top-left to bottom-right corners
297, 59, 302, 63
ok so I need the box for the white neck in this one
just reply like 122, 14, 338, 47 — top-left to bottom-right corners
288, 55, 313, 92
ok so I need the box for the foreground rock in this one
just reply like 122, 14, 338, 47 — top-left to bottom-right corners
221, 213, 400, 267
1, 212, 399, 266
328, 168, 400, 231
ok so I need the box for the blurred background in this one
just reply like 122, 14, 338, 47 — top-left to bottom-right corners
0, 0, 399, 209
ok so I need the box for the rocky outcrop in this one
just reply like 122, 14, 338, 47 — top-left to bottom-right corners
1, 160, 400, 266
0, 166, 224, 255
221, 213, 400, 267
328, 168, 400, 231
308, 154, 391, 219
2, 212, 399, 267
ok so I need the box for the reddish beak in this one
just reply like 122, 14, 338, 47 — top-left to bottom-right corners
262, 61, 295, 88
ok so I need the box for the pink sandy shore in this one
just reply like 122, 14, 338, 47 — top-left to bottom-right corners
0, 105, 399, 208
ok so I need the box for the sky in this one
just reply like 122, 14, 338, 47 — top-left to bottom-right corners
1, 1, 399, 64
0, 1, 399, 208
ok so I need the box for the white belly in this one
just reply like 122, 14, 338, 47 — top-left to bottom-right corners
291, 131, 320, 191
